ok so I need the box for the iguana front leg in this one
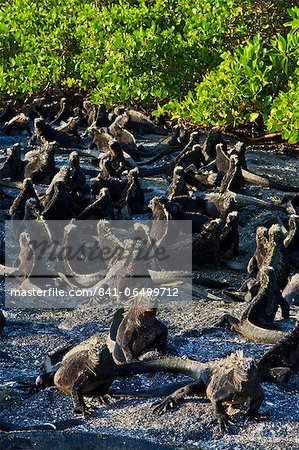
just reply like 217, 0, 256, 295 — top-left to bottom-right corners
121, 330, 138, 362
151, 381, 205, 415
278, 292, 290, 319
72, 373, 89, 415
155, 323, 168, 355
244, 384, 267, 421
211, 400, 234, 433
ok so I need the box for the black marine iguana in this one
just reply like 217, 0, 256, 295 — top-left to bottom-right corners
215, 142, 299, 193
217, 266, 290, 344
3, 113, 31, 135
115, 350, 265, 432
36, 341, 264, 432
30, 118, 83, 148
257, 320, 299, 389
24, 141, 57, 182
9, 178, 41, 220
0, 143, 24, 181
108, 298, 168, 365
36, 339, 115, 415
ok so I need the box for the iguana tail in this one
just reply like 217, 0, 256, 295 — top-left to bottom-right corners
233, 193, 286, 212
243, 169, 299, 193
236, 319, 286, 344
115, 356, 205, 379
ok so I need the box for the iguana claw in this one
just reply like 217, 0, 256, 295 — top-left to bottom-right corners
217, 414, 234, 433
151, 396, 177, 415
98, 394, 115, 405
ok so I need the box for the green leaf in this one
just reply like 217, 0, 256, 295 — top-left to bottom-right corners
249, 112, 260, 122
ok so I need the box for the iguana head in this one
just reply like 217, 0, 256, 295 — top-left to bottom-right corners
226, 211, 238, 226
69, 151, 80, 168
90, 342, 113, 366
173, 165, 185, 178
218, 350, 258, 390
256, 226, 268, 250
268, 224, 284, 246
34, 117, 47, 131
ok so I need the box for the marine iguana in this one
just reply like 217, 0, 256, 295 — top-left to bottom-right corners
219, 211, 239, 255
87, 125, 112, 152
35, 342, 264, 431
0, 143, 24, 181
3, 113, 31, 135
56, 116, 81, 142
90, 172, 126, 200
58, 220, 106, 288
174, 130, 204, 169
9, 178, 41, 220
11, 230, 37, 279
43, 165, 73, 205
217, 266, 290, 344
284, 214, 299, 268
37, 339, 115, 415
226, 224, 290, 300
68, 151, 89, 198
247, 227, 269, 279
111, 122, 139, 156
99, 140, 127, 177
120, 167, 144, 214
149, 196, 210, 234
138, 160, 176, 177
109, 296, 168, 365
50, 97, 72, 125
215, 142, 299, 192
115, 350, 265, 432
223, 226, 269, 300
125, 109, 167, 135
82, 100, 98, 126
95, 103, 109, 128
30, 118, 82, 148
193, 218, 223, 266
42, 180, 74, 220
219, 154, 245, 193
257, 320, 299, 389
60, 220, 149, 293
167, 166, 189, 200
138, 125, 182, 162
30, 97, 61, 121
257, 224, 291, 290
24, 141, 57, 182
175, 143, 206, 171
77, 187, 114, 220
192, 191, 286, 219
201, 129, 227, 163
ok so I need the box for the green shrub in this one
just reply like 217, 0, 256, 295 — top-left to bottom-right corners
0, 0, 295, 103
164, 7, 299, 142
0, 0, 298, 141
267, 77, 299, 144
266, 8, 299, 143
